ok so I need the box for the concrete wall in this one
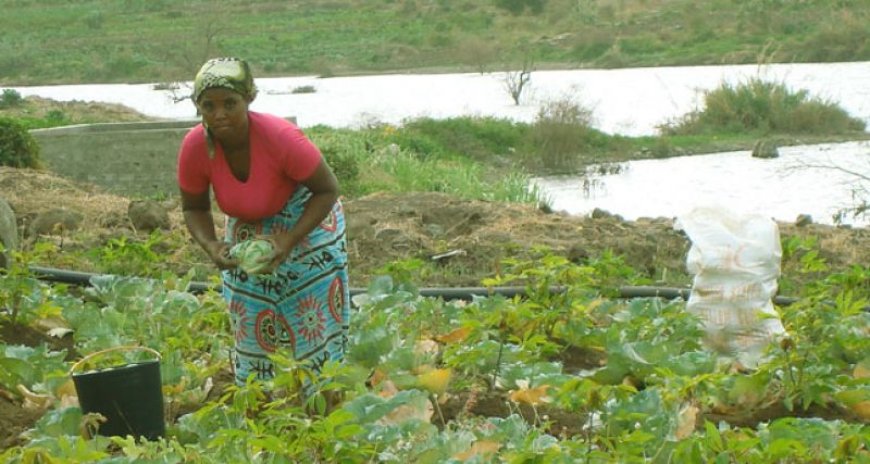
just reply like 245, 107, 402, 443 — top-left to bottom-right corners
31, 120, 200, 198
31, 117, 295, 198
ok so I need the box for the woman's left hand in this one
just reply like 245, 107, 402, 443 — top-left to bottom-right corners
255, 233, 297, 273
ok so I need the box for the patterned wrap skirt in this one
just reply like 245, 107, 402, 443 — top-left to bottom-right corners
222, 186, 349, 385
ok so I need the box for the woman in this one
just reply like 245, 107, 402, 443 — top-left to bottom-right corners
177, 57, 349, 386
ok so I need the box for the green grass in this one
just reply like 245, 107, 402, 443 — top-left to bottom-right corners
0, 0, 867, 85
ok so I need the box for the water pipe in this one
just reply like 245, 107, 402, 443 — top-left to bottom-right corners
27, 265, 810, 307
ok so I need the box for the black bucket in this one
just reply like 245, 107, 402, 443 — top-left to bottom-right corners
70, 346, 165, 440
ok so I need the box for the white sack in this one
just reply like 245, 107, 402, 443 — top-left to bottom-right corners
675, 207, 785, 368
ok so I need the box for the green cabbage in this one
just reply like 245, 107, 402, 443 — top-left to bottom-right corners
229, 239, 274, 275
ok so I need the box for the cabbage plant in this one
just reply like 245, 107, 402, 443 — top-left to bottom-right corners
229, 239, 274, 275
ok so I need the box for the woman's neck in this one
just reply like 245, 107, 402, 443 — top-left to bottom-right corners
220, 135, 248, 154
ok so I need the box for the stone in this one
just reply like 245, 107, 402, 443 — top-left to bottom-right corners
795, 214, 813, 227
29, 208, 83, 237
591, 208, 622, 220
128, 200, 170, 232
0, 197, 18, 268
751, 139, 779, 159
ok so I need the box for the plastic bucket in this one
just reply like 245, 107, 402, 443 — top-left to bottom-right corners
70, 346, 165, 440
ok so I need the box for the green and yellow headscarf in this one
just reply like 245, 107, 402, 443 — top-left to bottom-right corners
192, 57, 257, 158
192, 57, 257, 103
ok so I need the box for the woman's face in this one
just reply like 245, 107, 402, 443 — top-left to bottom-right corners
197, 88, 250, 143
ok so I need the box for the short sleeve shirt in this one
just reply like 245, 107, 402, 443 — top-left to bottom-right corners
177, 112, 322, 222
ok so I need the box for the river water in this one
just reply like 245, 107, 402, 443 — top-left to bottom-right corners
532, 140, 869, 226
9, 61, 870, 225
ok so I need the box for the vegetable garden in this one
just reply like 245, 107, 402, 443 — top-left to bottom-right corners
0, 243, 868, 463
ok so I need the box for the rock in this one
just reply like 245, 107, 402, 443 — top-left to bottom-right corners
29, 208, 83, 237
591, 208, 622, 220
751, 139, 779, 159
795, 214, 813, 227
423, 223, 445, 237
0, 197, 18, 268
128, 200, 170, 232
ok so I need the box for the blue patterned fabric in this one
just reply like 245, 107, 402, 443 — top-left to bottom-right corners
222, 186, 349, 385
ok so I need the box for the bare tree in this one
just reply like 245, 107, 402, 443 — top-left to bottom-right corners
158, 16, 224, 103
787, 156, 870, 224
503, 58, 534, 105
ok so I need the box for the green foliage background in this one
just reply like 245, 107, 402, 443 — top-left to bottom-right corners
0, 0, 867, 85
0, 117, 41, 168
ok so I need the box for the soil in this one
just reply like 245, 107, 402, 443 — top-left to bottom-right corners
3, 165, 869, 291
2, 98, 870, 449
0, 321, 77, 449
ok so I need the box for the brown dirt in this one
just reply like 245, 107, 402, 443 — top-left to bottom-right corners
0, 96, 165, 124
0, 396, 44, 450
2, 165, 870, 290
0, 321, 78, 449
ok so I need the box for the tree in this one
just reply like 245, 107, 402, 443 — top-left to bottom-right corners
503, 58, 534, 105
788, 155, 870, 225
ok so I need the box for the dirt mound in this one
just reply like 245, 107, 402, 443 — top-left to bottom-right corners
344, 191, 690, 286
1, 166, 869, 289
0, 96, 157, 123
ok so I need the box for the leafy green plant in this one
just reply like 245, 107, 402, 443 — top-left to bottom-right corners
0, 89, 23, 109
0, 116, 41, 168
0, 242, 60, 326
228, 239, 273, 275
86, 232, 163, 276
526, 96, 598, 172
765, 289, 869, 411
3, 239, 869, 462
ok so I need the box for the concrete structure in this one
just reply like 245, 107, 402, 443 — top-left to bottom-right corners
32, 117, 297, 197
31, 120, 200, 197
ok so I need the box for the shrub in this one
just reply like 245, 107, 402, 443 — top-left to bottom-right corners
525, 97, 597, 171
309, 130, 364, 197
83, 9, 104, 30
0, 117, 41, 168
0, 89, 23, 109
494, 0, 545, 15
399, 117, 525, 162
663, 77, 866, 135
291, 85, 317, 94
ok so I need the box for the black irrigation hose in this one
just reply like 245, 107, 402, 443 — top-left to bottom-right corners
27, 265, 811, 307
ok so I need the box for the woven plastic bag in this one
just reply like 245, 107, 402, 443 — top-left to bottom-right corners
675, 207, 785, 368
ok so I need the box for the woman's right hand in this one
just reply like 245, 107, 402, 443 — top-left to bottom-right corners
205, 240, 238, 270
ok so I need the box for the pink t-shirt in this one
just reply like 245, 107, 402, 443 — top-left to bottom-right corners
177, 112, 322, 222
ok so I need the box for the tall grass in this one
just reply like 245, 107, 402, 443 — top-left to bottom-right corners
308, 124, 542, 204
662, 78, 867, 135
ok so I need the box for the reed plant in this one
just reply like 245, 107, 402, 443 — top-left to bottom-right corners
662, 77, 867, 135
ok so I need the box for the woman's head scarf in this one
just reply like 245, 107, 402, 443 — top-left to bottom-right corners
192, 57, 257, 158
192, 57, 257, 103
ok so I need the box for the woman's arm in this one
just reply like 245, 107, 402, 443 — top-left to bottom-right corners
261, 159, 340, 270
180, 189, 238, 270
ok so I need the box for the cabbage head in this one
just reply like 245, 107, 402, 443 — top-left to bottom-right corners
229, 239, 274, 275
